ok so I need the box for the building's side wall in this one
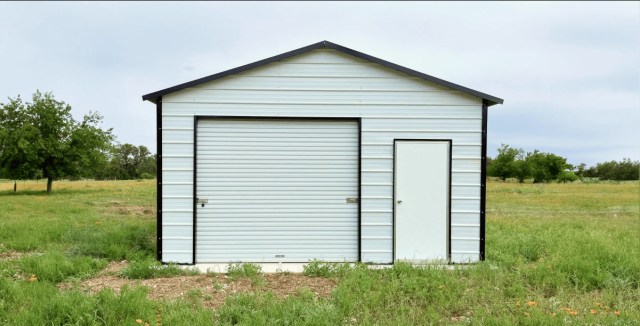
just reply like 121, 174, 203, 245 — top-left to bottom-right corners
161, 49, 482, 264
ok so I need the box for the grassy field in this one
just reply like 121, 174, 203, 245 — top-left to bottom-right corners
0, 179, 638, 325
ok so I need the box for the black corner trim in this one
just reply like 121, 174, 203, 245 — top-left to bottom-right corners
156, 98, 163, 262
480, 100, 489, 261
141, 40, 503, 106
192, 117, 198, 265
447, 140, 453, 261
357, 118, 362, 263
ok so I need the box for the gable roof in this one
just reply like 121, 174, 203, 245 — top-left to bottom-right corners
142, 40, 504, 106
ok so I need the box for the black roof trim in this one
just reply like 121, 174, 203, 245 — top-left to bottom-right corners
142, 40, 504, 106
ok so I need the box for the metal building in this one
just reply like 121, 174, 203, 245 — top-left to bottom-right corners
142, 41, 503, 265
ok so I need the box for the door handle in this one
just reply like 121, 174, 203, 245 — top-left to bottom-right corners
196, 197, 208, 207
346, 197, 359, 204
397, 200, 402, 204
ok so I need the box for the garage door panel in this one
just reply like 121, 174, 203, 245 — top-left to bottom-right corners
195, 177, 358, 183
195, 216, 355, 222
196, 118, 359, 262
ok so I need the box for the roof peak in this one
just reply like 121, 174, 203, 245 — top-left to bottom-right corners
142, 41, 503, 106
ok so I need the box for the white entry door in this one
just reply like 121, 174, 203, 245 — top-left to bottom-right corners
394, 140, 450, 262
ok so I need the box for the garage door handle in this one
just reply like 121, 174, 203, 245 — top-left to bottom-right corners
397, 200, 402, 204
196, 197, 208, 207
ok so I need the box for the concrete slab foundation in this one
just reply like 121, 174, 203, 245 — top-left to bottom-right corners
184, 263, 463, 274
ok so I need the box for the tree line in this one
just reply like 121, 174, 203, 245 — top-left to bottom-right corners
2, 91, 637, 192
488, 144, 639, 182
91, 143, 156, 181
0, 91, 156, 192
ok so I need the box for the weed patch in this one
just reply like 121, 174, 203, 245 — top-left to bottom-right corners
65, 223, 155, 261
227, 263, 262, 278
18, 252, 107, 283
0, 279, 213, 325
303, 260, 351, 278
120, 260, 198, 279
216, 290, 341, 325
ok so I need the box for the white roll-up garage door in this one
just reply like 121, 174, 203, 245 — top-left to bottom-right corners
195, 118, 359, 262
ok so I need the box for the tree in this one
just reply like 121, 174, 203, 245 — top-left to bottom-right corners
574, 163, 587, 178
584, 159, 640, 180
512, 159, 530, 183
0, 91, 114, 192
525, 150, 568, 183
611, 158, 639, 180
109, 143, 155, 179
488, 144, 523, 181
139, 154, 157, 178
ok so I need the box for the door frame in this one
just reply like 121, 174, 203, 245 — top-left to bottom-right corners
193, 116, 362, 264
392, 139, 452, 263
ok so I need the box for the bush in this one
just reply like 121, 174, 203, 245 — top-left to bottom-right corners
140, 172, 155, 180
557, 171, 578, 183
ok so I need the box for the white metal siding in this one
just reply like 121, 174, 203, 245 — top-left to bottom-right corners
161, 49, 482, 264
195, 119, 359, 262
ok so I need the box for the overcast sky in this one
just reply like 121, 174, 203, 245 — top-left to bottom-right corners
0, 2, 637, 166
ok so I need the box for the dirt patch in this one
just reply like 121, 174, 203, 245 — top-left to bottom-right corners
59, 267, 337, 309
0, 250, 38, 260
92, 200, 155, 218
263, 274, 336, 298
101, 260, 129, 274
113, 205, 155, 217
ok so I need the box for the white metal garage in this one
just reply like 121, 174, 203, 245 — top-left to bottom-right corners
142, 41, 503, 265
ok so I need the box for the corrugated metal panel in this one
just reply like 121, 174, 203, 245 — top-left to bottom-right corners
163, 104, 481, 118
191, 75, 447, 91
169, 89, 478, 106
161, 48, 482, 264
195, 119, 359, 262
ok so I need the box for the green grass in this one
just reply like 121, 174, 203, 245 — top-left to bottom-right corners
0, 179, 638, 325
120, 259, 199, 280
0, 280, 212, 325
303, 260, 351, 278
0, 179, 155, 259
226, 263, 262, 278
19, 252, 107, 283
227, 263, 266, 287
217, 290, 342, 325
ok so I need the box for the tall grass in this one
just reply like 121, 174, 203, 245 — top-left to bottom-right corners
0, 179, 638, 324
19, 253, 107, 283
0, 179, 156, 259
120, 260, 198, 280
0, 279, 213, 325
